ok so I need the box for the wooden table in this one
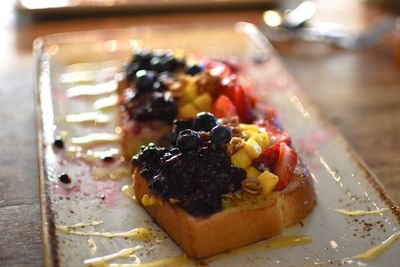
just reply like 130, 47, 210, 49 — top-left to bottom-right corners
0, 0, 399, 266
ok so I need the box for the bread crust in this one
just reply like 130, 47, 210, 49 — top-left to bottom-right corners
133, 165, 316, 258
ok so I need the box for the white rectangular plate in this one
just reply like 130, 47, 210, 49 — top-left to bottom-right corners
35, 23, 400, 267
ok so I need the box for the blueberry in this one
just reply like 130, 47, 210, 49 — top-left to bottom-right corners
149, 57, 164, 72
134, 70, 156, 92
172, 119, 193, 143
125, 61, 140, 82
176, 129, 201, 152
186, 64, 203, 76
192, 112, 219, 132
58, 173, 71, 184
152, 81, 167, 92
210, 125, 232, 144
53, 136, 64, 149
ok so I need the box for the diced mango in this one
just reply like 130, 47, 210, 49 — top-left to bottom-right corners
141, 194, 159, 206
250, 131, 270, 149
244, 138, 262, 159
239, 123, 259, 132
231, 149, 252, 169
179, 81, 197, 104
193, 93, 212, 111
245, 166, 261, 178
257, 171, 279, 195
178, 103, 198, 118
243, 130, 257, 138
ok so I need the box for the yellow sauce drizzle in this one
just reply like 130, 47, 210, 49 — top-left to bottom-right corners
94, 95, 118, 111
70, 133, 120, 147
66, 81, 118, 97
206, 235, 312, 263
107, 255, 192, 267
88, 239, 98, 255
91, 165, 131, 180
141, 194, 161, 206
84, 246, 144, 266
57, 220, 103, 231
80, 148, 120, 161
334, 208, 389, 216
57, 226, 151, 240
122, 185, 137, 202
352, 231, 400, 260
66, 112, 110, 124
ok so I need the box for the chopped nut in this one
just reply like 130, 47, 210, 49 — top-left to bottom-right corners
196, 71, 221, 95
227, 137, 245, 155
241, 177, 262, 195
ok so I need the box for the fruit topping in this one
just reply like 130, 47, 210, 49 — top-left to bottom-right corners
53, 136, 65, 149
135, 70, 156, 93
58, 173, 71, 184
210, 125, 232, 145
126, 92, 178, 123
274, 142, 297, 190
186, 64, 204, 76
132, 116, 245, 216
193, 112, 219, 132
176, 129, 201, 152
212, 95, 238, 118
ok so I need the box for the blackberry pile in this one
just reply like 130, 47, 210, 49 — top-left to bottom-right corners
123, 49, 204, 123
132, 112, 246, 216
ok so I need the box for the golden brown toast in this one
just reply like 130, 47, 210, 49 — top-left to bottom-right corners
133, 165, 316, 258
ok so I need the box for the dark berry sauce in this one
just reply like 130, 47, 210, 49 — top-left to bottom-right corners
123, 49, 187, 123
132, 117, 245, 217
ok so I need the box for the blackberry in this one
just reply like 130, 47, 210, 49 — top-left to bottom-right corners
172, 119, 193, 144
176, 129, 201, 152
129, 92, 177, 123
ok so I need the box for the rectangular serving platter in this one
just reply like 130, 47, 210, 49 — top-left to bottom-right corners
35, 22, 400, 267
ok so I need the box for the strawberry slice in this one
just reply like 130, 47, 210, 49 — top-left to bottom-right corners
212, 95, 238, 118
258, 121, 292, 147
252, 143, 280, 171
273, 142, 298, 190
232, 84, 256, 123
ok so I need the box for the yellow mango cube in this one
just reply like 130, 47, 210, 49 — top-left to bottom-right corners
245, 166, 261, 178
180, 81, 197, 104
250, 131, 270, 149
178, 103, 198, 118
231, 149, 252, 169
257, 171, 279, 195
239, 123, 259, 132
243, 130, 257, 139
244, 138, 262, 159
193, 93, 212, 111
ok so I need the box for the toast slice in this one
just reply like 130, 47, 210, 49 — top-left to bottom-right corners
133, 164, 316, 258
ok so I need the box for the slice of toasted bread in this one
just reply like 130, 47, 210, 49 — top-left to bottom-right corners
133, 165, 316, 258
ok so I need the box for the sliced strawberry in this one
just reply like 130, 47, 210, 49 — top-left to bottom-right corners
273, 142, 298, 191
252, 143, 280, 172
212, 95, 238, 118
258, 121, 292, 147
232, 84, 256, 123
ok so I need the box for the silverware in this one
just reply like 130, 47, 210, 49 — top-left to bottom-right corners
261, 2, 399, 49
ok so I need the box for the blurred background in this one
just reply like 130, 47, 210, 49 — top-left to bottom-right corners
0, 0, 399, 265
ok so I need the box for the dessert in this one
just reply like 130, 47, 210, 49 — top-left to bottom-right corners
131, 113, 316, 258
118, 49, 256, 160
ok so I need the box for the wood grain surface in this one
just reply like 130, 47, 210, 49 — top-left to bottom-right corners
0, 0, 399, 266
